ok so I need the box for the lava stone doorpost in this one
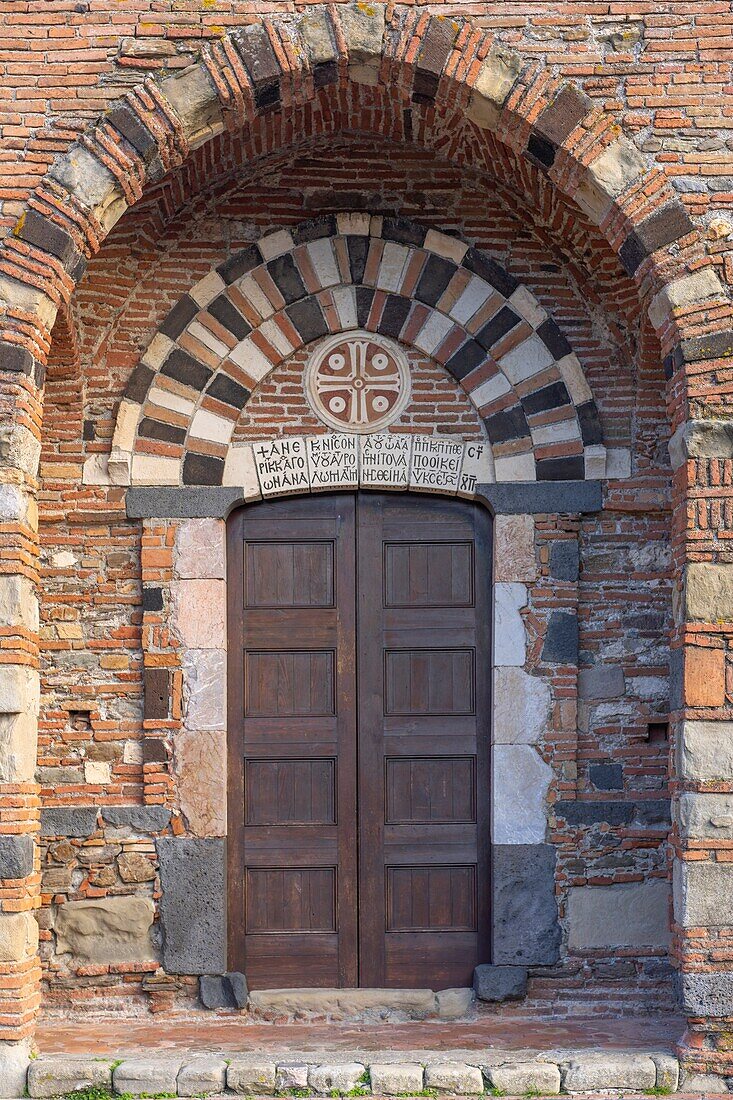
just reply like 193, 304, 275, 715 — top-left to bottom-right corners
227, 492, 492, 989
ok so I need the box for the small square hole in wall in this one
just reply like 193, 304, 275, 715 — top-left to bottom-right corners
647, 721, 669, 743
68, 709, 92, 732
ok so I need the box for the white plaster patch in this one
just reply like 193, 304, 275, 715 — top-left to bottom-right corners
493, 582, 527, 666
492, 744, 551, 844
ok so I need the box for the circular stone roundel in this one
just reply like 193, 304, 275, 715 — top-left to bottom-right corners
305, 331, 411, 433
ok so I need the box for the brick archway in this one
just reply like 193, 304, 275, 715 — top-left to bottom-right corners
110, 213, 605, 488
0, 0, 731, 1070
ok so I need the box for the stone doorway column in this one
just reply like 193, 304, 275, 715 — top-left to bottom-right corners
0, 370, 43, 1088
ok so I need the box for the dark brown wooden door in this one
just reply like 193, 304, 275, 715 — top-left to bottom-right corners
228, 492, 491, 989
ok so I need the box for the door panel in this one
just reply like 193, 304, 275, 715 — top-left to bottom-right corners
228, 494, 357, 988
228, 491, 491, 989
357, 494, 491, 988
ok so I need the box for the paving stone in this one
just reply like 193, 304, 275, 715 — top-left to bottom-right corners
424, 1062, 483, 1094
177, 1056, 228, 1097
29, 1057, 111, 1098
276, 1064, 310, 1091
485, 1060, 560, 1095
473, 963, 527, 1002
113, 1057, 183, 1096
227, 1060, 277, 1095
369, 1063, 424, 1096
248, 988, 435, 1017
308, 1063, 366, 1094
560, 1052, 657, 1092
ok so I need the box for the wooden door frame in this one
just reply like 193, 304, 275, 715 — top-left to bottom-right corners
225, 487, 495, 985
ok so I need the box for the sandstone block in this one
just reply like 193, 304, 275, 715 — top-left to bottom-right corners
684, 645, 726, 707
0, 1039, 31, 1099
0, 712, 37, 784
175, 519, 226, 579
369, 1063, 424, 1096
674, 859, 733, 928
0, 423, 42, 479
686, 562, 733, 621
435, 987, 473, 1019
29, 1057, 111, 1098
339, 3, 385, 86
468, 46, 522, 129
0, 667, 39, 716
247, 987, 435, 1017
0, 913, 38, 964
54, 896, 155, 964
679, 719, 733, 781
678, 791, 733, 839
575, 136, 646, 223
669, 419, 733, 470
560, 1052, 656, 1092
424, 1063, 483, 1094
117, 852, 156, 883
309, 1063, 365, 1095
0, 576, 37, 632
227, 1060, 276, 1095
177, 1055, 228, 1096
298, 8, 337, 67
114, 1057, 183, 1096
160, 64, 223, 149
49, 146, 127, 231
649, 268, 723, 329
567, 882, 670, 948
486, 1061, 560, 1095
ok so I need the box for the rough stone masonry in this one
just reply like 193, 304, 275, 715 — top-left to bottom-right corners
0, 0, 732, 1090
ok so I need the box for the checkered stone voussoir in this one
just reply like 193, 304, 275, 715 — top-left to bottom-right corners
110, 215, 608, 487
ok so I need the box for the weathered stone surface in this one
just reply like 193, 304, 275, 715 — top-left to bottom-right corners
200, 971, 248, 1009
156, 837, 226, 974
492, 745, 550, 844
486, 1061, 560, 1095
493, 582, 526, 666
227, 1060, 276, 1095
177, 1055, 227, 1097
40, 806, 98, 837
0, 913, 37, 964
0, 576, 37, 632
275, 1064, 309, 1091
685, 562, 733, 621
0, 666, 38, 716
28, 1057, 111, 1098
175, 518, 226, 579
435, 987, 473, 1019
0, 712, 37, 783
678, 791, 733, 839
309, 1063, 365, 1094
117, 852, 156, 883
473, 964, 527, 1002
493, 667, 550, 745
680, 1071, 729, 1094
555, 799, 669, 828
54, 897, 155, 964
567, 882, 670, 948
160, 64, 223, 148
679, 719, 733, 781
575, 136, 646, 223
49, 146, 127, 231
541, 610, 578, 664
649, 268, 723, 329
468, 45, 523, 128
494, 515, 536, 581
182, 649, 226, 730
175, 729, 226, 837
172, 579, 226, 649
493, 843, 560, 965
650, 1052, 679, 1092
0, 1040, 31, 1099
549, 539, 579, 581
578, 664, 625, 700
674, 859, 733, 928
424, 1063, 483, 1094
248, 987, 435, 1017
114, 1057, 183, 1096
369, 1063, 424, 1096
101, 805, 171, 833
669, 419, 733, 470
560, 1052, 656, 1092
222, 445, 261, 499
339, 2, 385, 86
677, 970, 733, 1016
0, 836, 33, 880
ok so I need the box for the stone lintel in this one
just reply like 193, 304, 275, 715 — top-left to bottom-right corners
126, 480, 603, 519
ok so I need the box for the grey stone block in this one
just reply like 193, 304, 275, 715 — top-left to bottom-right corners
650, 1053, 679, 1092
554, 798, 670, 827
101, 805, 171, 833
678, 791, 733, 839
113, 1057, 183, 1096
541, 610, 578, 664
40, 807, 98, 837
674, 859, 733, 928
28, 1057, 111, 1098
485, 1062, 560, 1096
200, 971, 248, 1009
0, 836, 33, 879
308, 1064, 366, 1095
567, 882, 671, 949
473, 963, 527, 1002
177, 1055, 227, 1097
369, 1064, 424, 1096
156, 837, 225, 974
423, 1063, 484, 1095
275, 1065, 309, 1091
549, 539, 579, 581
227, 1060, 276, 1095
127, 487, 243, 518
492, 843, 560, 965
589, 762, 623, 790
0, 1039, 32, 1099
560, 1052, 656, 1092
578, 664, 625, 700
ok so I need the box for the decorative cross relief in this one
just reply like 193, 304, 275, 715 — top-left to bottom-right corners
305, 331, 411, 433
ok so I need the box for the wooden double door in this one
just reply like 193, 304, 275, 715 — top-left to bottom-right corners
227, 492, 491, 989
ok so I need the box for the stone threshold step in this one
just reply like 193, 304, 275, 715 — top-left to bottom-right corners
240, 988, 474, 1021
24, 1050, 682, 1098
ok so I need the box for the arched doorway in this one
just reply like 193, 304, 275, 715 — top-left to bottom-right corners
226, 491, 492, 989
